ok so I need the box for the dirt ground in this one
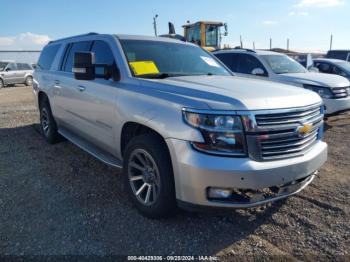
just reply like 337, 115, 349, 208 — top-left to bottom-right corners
0, 85, 349, 260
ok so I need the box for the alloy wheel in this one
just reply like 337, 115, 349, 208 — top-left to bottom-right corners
41, 107, 50, 136
128, 149, 161, 206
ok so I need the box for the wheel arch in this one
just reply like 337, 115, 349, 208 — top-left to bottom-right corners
120, 121, 170, 158
38, 90, 49, 107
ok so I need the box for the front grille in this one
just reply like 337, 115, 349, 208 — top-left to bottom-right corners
332, 87, 349, 99
255, 105, 321, 127
253, 103, 323, 160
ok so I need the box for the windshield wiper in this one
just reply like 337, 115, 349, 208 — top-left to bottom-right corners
137, 73, 187, 79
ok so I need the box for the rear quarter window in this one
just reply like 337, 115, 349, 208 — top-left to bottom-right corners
17, 63, 32, 70
37, 44, 61, 70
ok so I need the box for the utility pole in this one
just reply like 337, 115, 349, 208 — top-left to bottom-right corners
287, 38, 290, 51
253, 42, 255, 50
240, 35, 243, 48
153, 14, 159, 37
330, 34, 333, 50
270, 38, 272, 50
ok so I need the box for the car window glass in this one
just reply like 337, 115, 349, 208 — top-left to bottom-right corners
90, 40, 115, 76
120, 40, 230, 76
331, 65, 347, 76
24, 63, 32, 70
238, 54, 266, 75
38, 44, 61, 70
63, 41, 92, 72
91, 41, 115, 65
6, 63, 17, 71
17, 63, 24, 70
316, 62, 331, 73
215, 53, 240, 72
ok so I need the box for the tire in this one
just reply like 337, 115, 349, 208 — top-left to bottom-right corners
39, 97, 60, 144
0, 79, 3, 89
123, 133, 177, 218
25, 76, 33, 86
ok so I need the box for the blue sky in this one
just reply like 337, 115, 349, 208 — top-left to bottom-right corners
1, 0, 349, 51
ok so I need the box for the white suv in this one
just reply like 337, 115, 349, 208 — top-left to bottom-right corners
214, 49, 350, 115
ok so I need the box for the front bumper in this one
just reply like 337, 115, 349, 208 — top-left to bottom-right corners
324, 96, 350, 115
166, 139, 327, 209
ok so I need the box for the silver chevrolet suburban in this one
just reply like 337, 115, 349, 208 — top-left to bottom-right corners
0, 62, 34, 88
33, 33, 327, 218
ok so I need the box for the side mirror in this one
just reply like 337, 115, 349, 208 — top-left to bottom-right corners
251, 68, 265, 76
224, 23, 228, 36
73, 52, 96, 80
5, 68, 11, 72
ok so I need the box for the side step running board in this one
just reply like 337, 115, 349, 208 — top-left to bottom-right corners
58, 127, 123, 169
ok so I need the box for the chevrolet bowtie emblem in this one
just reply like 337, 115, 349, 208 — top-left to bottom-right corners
298, 123, 313, 136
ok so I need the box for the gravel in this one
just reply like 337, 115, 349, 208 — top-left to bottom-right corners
0, 85, 349, 259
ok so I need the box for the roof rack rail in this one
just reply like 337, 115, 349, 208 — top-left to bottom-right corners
233, 47, 256, 53
48, 32, 99, 44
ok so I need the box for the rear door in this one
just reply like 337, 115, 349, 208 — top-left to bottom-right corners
16, 63, 27, 83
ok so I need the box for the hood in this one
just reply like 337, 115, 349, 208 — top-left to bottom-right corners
139, 75, 322, 111
278, 72, 350, 88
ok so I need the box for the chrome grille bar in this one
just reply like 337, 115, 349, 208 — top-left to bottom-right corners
249, 103, 323, 161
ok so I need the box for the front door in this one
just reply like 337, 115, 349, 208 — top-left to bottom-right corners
3, 63, 17, 84
54, 40, 118, 155
70, 40, 119, 155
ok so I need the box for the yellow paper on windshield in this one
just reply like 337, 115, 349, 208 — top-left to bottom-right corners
129, 61, 159, 76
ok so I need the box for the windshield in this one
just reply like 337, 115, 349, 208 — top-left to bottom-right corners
0, 62, 8, 71
261, 55, 307, 74
119, 40, 231, 78
337, 62, 350, 72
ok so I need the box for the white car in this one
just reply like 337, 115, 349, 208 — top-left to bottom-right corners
314, 58, 350, 81
214, 49, 350, 115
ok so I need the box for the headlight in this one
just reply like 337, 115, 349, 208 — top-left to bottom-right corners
303, 84, 333, 99
183, 110, 247, 156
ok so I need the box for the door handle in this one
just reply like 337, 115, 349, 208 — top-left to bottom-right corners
53, 80, 61, 89
78, 85, 86, 92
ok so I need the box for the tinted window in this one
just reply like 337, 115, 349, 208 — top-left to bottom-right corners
38, 44, 60, 70
63, 41, 92, 72
17, 63, 32, 70
315, 62, 331, 73
238, 54, 267, 75
6, 63, 17, 71
327, 51, 350, 60
91, 41, 115, 65
0, 62, 8, 71
214, 53, 240, 72
17, 63, 24, 70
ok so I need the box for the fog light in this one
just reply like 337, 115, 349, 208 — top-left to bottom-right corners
208, 188, 232, 199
